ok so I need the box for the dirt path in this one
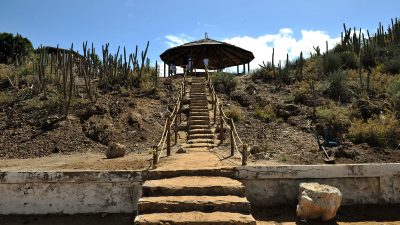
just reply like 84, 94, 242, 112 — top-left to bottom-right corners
0, 152, 151, 171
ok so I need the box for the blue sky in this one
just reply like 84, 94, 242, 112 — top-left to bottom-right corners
1, 0, 399, 69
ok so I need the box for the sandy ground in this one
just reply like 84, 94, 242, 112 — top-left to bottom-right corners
0, 152, 152, 171
1, 205, 399, 225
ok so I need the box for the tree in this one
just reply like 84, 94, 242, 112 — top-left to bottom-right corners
0, 32, 33, 63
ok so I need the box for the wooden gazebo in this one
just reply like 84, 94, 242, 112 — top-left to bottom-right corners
160, 34, 254, 75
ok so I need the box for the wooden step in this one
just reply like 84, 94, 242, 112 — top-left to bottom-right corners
138, 195, 251, 214
142, 176, 245, 197
188, 129, 212, 135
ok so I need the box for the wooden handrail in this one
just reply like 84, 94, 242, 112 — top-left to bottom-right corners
152, 72, 187, 168
205, 68, 248, 165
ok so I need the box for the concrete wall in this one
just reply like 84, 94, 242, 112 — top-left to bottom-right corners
236, 163, 400, 207
1, 164, 399, 214
0, 171, 142, 215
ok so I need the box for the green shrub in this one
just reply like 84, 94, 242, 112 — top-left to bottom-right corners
251, 67, 274, 81
224, 106, 243, 122
317, 105, 351, 134
0, 32, 33, 63
349, 114, 399, 148
254, 106, 276, 122
322, 53, 342, 73
339, 51, 358, 69
383, 57, 400, 74
322, 70, 350, 101
212, 72, 237, 93
388, 78, 400, 112
0, 92, 15, 106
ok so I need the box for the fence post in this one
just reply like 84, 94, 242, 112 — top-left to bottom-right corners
166, 116, 171, 156
213, 97, 217, 125
230, 119, 234, 156
242, 143, 248, 166
219, 105, 224, 132
152, 146, 158, 169
174, 114, 178, 146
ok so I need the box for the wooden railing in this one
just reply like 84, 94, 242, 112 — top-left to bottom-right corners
152, 73, 187, 168
206, 69, 248, 166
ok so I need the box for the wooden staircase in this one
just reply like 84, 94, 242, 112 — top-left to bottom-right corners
134, 76, 256, 224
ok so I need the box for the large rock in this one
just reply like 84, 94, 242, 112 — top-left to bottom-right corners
230, 90, 251, 107
296, 183, 342, 221
106, 142, 126, 159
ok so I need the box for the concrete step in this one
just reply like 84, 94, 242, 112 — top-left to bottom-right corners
187, 138, 214, 144
138, 195, 251, 214
188, 129, 212, 135
188, 120, 209, 125
188, 133, 214, 140
142, 176, 245, 197
134, 212, 256, 225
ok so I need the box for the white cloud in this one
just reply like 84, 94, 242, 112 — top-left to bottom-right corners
165, 34, 191, 48
223, 29, 341, 70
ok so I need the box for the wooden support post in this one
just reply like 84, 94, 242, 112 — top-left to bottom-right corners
237, 65, 239, 75
163, 62, 166, 77
174, 114, 178, 146
166, 116, 171, 156
152, 146, 158, 168
219, 105, 224, 133
213, 97, 217, 125
242, 143, 248, 166
247, 63, 250, 74
230, 119, 234, 156
243, 64, 245, 74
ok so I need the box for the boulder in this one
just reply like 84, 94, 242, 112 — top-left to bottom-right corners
106, 142, 126, 159
230, 90, 251, 107
296, 183, 342, 221
127, 112, 142, 129
250, 145, 263, 155
176, 147, 187, 154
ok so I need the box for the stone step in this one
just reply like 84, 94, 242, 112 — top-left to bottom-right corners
188, 120, 209, 125
134, 211, 256, 225
188, 133, 214, 140
190, 115, 209, 120
190, 108, 209, 112
182, 142, 215, 149
188, 129, 212, 135
190, 96, 207, 99
190, 111, 209, 116
142, 176, 245, 197
189, 124, 210, 129
138, 195, 251, 214
187, 138, 214, 144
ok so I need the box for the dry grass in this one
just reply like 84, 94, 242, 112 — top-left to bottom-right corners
349, 113, 399, 148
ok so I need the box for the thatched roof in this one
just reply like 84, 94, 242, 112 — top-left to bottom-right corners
160, 37, 254, 69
